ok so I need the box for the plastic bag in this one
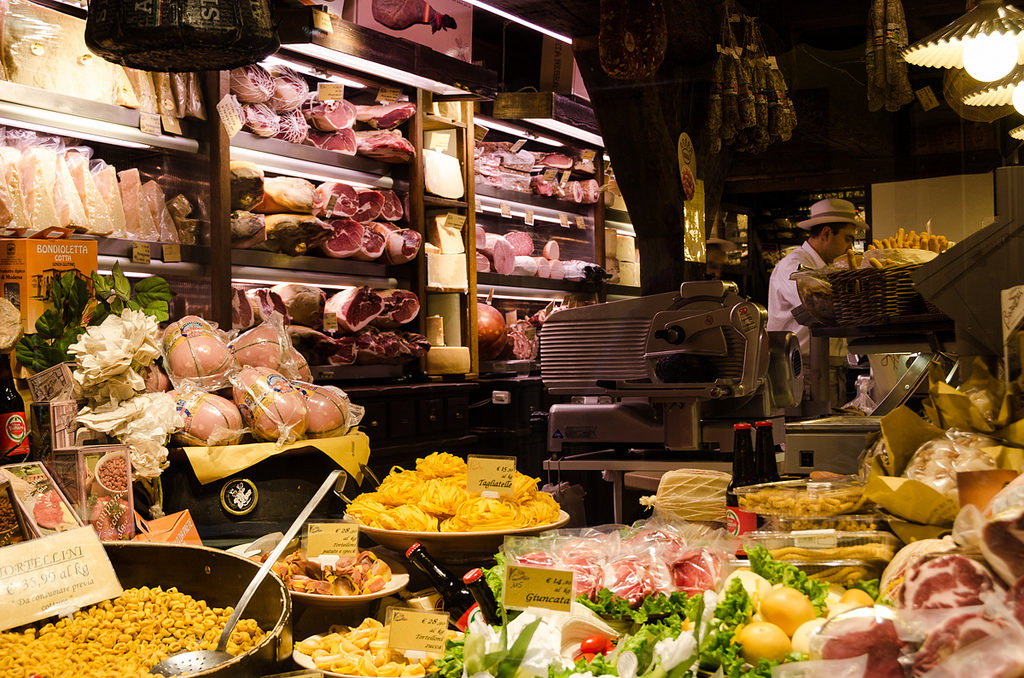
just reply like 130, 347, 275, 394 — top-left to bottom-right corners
161, 315, 238, 391
231, 366, 308, 445
227, 311, 300, 375
171, 382, 245, 446
791, 268, 835, 324
842, 375, 877, 415
639, 468, 730, 523
903, 430, 999, 499
290, 381, 363, 438
772, 656, 866, 678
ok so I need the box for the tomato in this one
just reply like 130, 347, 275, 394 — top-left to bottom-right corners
580, 635, 613, 655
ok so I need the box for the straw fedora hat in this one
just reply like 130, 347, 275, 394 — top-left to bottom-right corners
798, 198, 862, 231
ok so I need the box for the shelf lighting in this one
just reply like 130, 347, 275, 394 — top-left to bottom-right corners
0, 108, 152, 151
903, 0, 1024, 82
461, 0, 572, 44
230, 145, 391, 189
476, 289, 568, 303
231, 269, 397, 289
263, 54, 368, 89
475, 115, 565, 147
522, 117, 604, 147
476, 195, 589, 226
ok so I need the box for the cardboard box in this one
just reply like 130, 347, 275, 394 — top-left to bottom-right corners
30, 399, 77, 460
50, 445, 134, 541
0, 461, 83, 537
26, 362, 75, 402
133, 509, 202, 546
540, 37, 589, 101
0, 238, 97, 334
344, 0, 472, 62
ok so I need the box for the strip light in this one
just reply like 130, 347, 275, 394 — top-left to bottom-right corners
263, 54, 368, 89
475, 115, 565, 147
476, 289, 567, 302
0, 108, 159, 151
230, 144, 392, 189
462, 0, 572, 44
523, 117, 604, 147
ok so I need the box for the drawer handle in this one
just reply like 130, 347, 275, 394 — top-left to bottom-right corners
429, 414, 437, 422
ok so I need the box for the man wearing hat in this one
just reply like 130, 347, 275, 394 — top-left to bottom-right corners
767, 198, 861, 356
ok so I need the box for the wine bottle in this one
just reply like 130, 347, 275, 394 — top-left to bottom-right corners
405, 542, 478, 630
725, 423, 759, 537
462, 567, 500, 626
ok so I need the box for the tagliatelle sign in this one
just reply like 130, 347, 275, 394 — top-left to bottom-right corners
0, 526, 122, 631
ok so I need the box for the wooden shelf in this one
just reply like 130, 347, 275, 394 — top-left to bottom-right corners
477, 272, 598, 294
423, 115, 467, 131
231, 132, 401, 188
492, 92, 602, 141
475, 184, 594, 217
231, 249, 389, 277
606, 283, 641, 296
424, 195, 469, 209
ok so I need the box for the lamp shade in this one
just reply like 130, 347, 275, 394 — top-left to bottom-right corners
962, 66, 1024, 105
1011, 122, 1024, 138
903, 0, 1024, 73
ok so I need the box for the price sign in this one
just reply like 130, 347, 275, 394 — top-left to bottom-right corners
467, 454, 516, 496
502, 565, 574, 613
575, 215, 586, 229
216, 95, 243, 138
132, 241, 151, 264
161, 115, 183, 135
386, 607, 449, 655
318, 82, 346, 101
500, 202, 511, 218
313, 9, 334, 34
426, 131, 451, 152
0, 527, 123, 631
162, 243, 181, 263
139, 112, 162, 136
475, 201, 484, 213
444, 213, 467, 230
325, 194, 340, 215
306, 522, 359, 558
524, 209, 534, 226
510, 138, 527, 153
542, 169, 557, 182
474, 124, 489, 142
560, 170, 572, 185
559, 213, 569, 228
582, 149, 596, 161
376, 87, 402, 103
323, 312, 339, 332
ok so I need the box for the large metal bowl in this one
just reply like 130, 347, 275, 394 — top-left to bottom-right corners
104, 541, 292, 677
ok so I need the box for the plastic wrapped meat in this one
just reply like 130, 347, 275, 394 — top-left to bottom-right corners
65, 151, 114, 236
242, 104, 280, 138
142, 181, 180, 243
601, 556, 655, 607
229, 64, 275, 103
275, 110, 310, 145
668, 548, 723, 594
267, 65, 310, 113
0, 148, 30, 234
93, 164, 126, 238
118, 168, 158, 240
154, 72, 180, 118
53, 152, 88, 231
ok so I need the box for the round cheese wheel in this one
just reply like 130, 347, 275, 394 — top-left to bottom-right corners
293, 382, 351, 438
172, 389, 244, 446
162, 316, 234, 385
232, 366, 308, 443
229, 324, 286, 370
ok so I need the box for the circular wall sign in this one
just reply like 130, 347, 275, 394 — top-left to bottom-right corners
220, 478, 258, 516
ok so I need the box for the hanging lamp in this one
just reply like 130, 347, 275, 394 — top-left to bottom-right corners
1011, 122, 1024, 138
903, 0, 1024, 82
962, 67, 1024, 105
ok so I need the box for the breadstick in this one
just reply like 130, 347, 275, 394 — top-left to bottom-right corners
920, 233, 930, 250
872, 239, 883, 249
870, 257, 885, 269
911, 235, 920, 249
937, 235, 948, 251
896, 228, 905, 247
846, 249, 856, 269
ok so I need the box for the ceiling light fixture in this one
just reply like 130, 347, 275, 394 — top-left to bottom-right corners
903, 0, 1024, 82
960, 66, 1024, 112
460, 0, 572, 44
474, 115, 566, 147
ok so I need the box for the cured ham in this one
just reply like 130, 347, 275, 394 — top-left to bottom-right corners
321, 219, 364, 259
306, 130, 357, 154
325, 287, 383, 334
353, 190, 384, 222
303, 96, 357, 131
379, 190, 404, 221
314, 182, 359, 219
354, 102, 416, 129
350, 225, 386, 261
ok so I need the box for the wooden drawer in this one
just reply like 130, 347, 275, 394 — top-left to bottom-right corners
418, 398, 445, 435
446, 396, 469, 432
360, 401, 389, 443
388, 400, 416, 439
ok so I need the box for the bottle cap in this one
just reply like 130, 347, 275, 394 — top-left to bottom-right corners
755, 421, 772, 427
733, 423, 752, 430
405, 543, 423, 558
462, 568, 484, 584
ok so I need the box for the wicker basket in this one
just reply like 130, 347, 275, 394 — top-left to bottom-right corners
828, 264, 934, 326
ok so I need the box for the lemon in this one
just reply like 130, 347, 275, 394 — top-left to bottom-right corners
737, 622, 792, 664
839, 588, 875, 608
722, 569, 772, 604
759, 586, 817, 637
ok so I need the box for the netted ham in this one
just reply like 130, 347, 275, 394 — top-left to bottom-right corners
354, 130, 415, 163
274, 110, 310, 144
381, 228, 421, 265
242, 103, 280, 138
271, 283, 325, 329
307, 130, 357, 155
326, 286, 383, 334
901, 554, 1002, 610
351, 225, 386, 261
371, 289, 419, 329
379, 190, 404, 221
321, 219, 364, 259
254, 177, 317, 214
354, 102, 416, 129
314, 182, 359, 219
262, 214, 333, 256
267, 65, 309, 113
229, 64, 275, 103
303, 96, 357, 131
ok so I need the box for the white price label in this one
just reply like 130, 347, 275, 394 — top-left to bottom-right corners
524, 209, 534, 226
318, 83, 346, 101
445, 213, 467, 230
474, 124, 489, 141
560, 170, 572, 185
216, 95, 243, 138
313, 9, 334, 34
139, 112, 162, 136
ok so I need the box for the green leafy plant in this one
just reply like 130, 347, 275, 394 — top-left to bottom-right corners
15, 262, 173, 373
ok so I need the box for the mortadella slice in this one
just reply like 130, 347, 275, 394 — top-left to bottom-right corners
482, 233, 514, 275
504, 230, 534, 256
20, 147, 61, 232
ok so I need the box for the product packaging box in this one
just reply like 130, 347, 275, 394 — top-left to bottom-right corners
133, 509, 202, 546
26, 362, 75, 402
344, 0, 473, 62
540, 37, 590, 101
0, 238, 97, 334
0, 461, 83, 537
0, 475, 30, 545
31, 399, 77, 460
50, 445, 134, 541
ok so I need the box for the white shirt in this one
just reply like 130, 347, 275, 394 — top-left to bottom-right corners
767, 241, 825, 355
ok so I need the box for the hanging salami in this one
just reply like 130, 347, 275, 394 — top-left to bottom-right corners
599, 0, 668, 79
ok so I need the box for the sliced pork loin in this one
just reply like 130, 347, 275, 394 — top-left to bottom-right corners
306, 129, 357, 155
476, 252, 491, 272
354, 102, 416, 129
353, 190, 384, 222
231, 284, 256, 329
351, 225, 386, 261
372, 289, 420, 328
302, 95, 357, 131
246, 287, 289, 324
481, 233, 514, 275
325, 286, 383, 333
314, 181, 359, 219
271, 283, 325, 329
504, 230, 534, 256
320, 219, 364, 258
379, 190, 404, 221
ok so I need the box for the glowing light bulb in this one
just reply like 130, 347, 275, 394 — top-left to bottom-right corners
962, 31, 1020, 81
1012, 82, 1024, 114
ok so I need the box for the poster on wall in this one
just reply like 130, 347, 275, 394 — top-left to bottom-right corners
347, 0, 474, 63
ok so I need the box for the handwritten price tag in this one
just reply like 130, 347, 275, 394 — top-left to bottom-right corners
386, 607, 449, 655
560, 170, 572, 185
559, 213, 569, 228
575, 215, 586, 229
445, 213, 467, 230
323, 313, 339, 332
162, 243, 181, 263
503, 565, 574, 612
216, 94, 243, 138
318, 83, 346, 101
427, 131, 451, 152
542, 169, 557, 182
524, 209, 534, 226
161, 115, 182, 135
467, 455, 516, 496
500, 202, 511, 218
313, 9, 334, 33
510, 138, 527, 153
474, 124, 489, 141
582, 149, 596, 161
306, 522, 359, 558
139, 112, 162, 136
0, 527, 123, 631
132, 241, 151, 264
377, 87, 402, 103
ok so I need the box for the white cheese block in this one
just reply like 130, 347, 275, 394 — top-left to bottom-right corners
0, 148, 30, 234
428, 214, 465, 254
94, 165, 127, 238
427, 252, 468, 292
604, 228, 618, 257
424, 149, 465, 199
20, 147, 60, 232
616, 234, 636, 264
426, 346, 470, 375
66, 152, 114, 236
620, 260, 640, 287
605, 256, 621, 282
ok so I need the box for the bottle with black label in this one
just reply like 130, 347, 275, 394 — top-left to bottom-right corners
725, 423, 759, 537
0, 358, 28, 461
405, 542, 478, 630
754, 420, 782, 484
462, 567, 501, 626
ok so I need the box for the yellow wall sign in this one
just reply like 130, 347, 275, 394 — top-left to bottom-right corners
306, 522, 359, 558
386, 607, 449, 654
466, 455, 516, 496
502, 565, 574, 612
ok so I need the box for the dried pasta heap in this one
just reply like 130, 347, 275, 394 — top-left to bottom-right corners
347, 452, 561, 532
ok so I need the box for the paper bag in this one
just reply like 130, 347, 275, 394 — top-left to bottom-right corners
133, 509, 202, 546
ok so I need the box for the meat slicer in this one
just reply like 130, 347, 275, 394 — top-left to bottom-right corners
540, 280, 802, 455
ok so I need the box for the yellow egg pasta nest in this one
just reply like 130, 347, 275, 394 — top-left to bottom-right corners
296, 618, 456, 676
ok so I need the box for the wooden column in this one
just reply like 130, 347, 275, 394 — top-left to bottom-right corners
201, 70, 232, 329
